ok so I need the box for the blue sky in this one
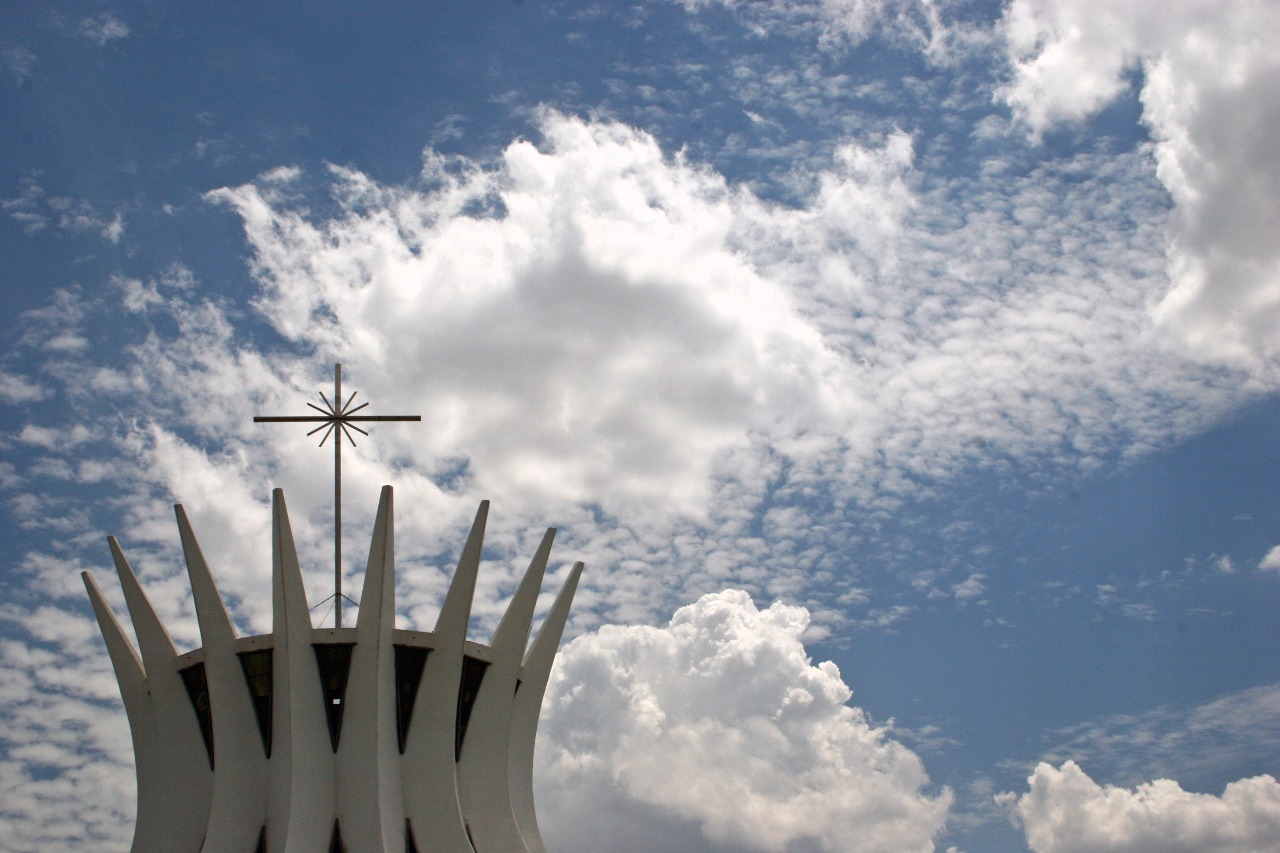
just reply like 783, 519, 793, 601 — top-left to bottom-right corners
3, 2, 1280, 851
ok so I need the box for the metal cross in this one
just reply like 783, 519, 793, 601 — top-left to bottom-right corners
254, 363, 421, 628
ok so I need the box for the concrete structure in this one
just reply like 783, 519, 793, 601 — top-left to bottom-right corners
83, 486, 582, 853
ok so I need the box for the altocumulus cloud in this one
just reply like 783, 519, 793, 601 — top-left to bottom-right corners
1001, 0, 1280, 369
1002, 760, 1280, 853
535, 590, 952, 853
2, 100, 1275, 848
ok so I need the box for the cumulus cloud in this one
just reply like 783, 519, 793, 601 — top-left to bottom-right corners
1260, 546, 1280, 573
1000, 0, 1280, 368
536, 589, 952, 852
1003, 760, 1280, 853
1, 109, 1265, 639
200, 110, 1254, 528
2, 108, 1273, 848
205, 113, 847, 523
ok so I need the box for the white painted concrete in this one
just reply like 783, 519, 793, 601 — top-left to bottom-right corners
84, 489, 581, 853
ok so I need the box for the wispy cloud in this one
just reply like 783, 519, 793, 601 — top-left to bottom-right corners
2, 176, 125, 243
1034, 683, 1280, 789
77, 14, 130, 46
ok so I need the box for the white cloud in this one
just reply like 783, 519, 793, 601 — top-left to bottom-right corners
78, 14, 130, 46
1003, 760, 1280, 853
673, 0, 966, 59
951, 572, 986, 602
1000, 0, 1280, 369
0, 372, 50, 404
199, 110, 1259, 535
2, 176, 125, 243
536, 589, 952, 852
3, 45, 36, 86
1260, 546, 1280, 573
0, 108, 1265, 638
1036, 683, 1280, 794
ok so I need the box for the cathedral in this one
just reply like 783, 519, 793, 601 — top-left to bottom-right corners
83, 486, 582, 853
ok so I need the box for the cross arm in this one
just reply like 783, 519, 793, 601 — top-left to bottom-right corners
341, 415, 422, 422
253, 416, 331, 423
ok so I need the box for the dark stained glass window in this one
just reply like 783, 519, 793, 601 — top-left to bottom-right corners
313, 643, 354, 752
455, 655, 489, 761
237, 649, 273, 757
394, 645, 430, 754
178, 662, 214, 769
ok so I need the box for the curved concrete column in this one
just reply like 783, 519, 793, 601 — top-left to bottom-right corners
337, 485, 405, 850
85, 491, 581, 853
268, 489, 336, 853
458, 529, 554, 852
511, 560, 584, 853
177, 505, 269, 853
82, 572, 161, 853
402, 501, 488, 853
107, 539, 212, 852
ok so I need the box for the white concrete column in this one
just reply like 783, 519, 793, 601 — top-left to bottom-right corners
177, 505, 269, 853
458, 529, 554, 853
107, 539, 213, 852
402, 501, 488, 853
268, 490, 337, 853
510, 561, 584, 853
82, 573, 161, 853
337, 486, 405, 851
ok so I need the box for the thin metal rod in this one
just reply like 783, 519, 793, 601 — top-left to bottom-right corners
254, 414, 424, 423
253, 362, 421, 630
334, 363, 343, 629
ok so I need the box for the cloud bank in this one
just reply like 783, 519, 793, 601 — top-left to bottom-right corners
1004, 760, 1280, 853
4, 106, 1269, 640
536, 589, 951, 852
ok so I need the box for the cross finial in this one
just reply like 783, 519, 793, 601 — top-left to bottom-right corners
254, 363, 421, 627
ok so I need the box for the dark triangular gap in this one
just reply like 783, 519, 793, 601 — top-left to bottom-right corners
405, 818, 419, 853
455, 655, 490, 761
465, 821, 477, 852
254, 825, 267, 853
313, 644, 355, 752
514, 677, 522, 696
237, 649, 274, 757
394, 645, 430, 754
178, 662, 214, 769
328, 819, 345, 853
